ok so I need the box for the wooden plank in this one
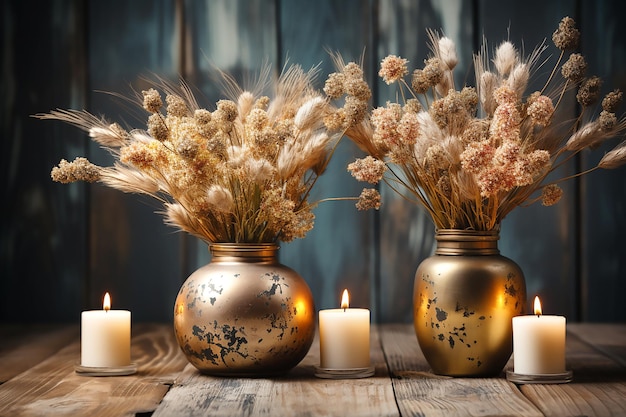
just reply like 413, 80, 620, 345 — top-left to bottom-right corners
0, 324, 79, 384
153, 325, 399, 417
381, 324, 542, 417
518, 324, 626, 417
0, 323, 187, 417
568, 323, 626, 368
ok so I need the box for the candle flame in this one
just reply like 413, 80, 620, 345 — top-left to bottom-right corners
341, 289, 350, 310
533, 296, 542, 316
103, 292, 111, 312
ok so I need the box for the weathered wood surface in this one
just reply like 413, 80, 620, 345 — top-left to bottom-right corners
0, 324, 625, 416
154, 326, 397, 417
0, 323, 188, 417
380, 324, 542, 417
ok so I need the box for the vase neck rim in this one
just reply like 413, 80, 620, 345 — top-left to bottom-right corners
209, 243, 279, 262
434, 229, 500, 255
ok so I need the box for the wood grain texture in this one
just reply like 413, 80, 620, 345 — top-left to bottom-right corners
518, 324, 626, 417
0, 325, 78, 383
0, 323, 187, 417
380, 324, 543, 417
153, 326, 398, 417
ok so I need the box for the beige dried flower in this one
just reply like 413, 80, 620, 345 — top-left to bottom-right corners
337, 16, 626, 231
356, 188, 381, 210
577, 76, 603, 107
411, 69, 431, 94
541, 184, 563, 206
527, 95, 555, 126
494, 41, 517, 76
51, 157, 101, 183
598, 141, 626, 169
602, 90, 623, 112
561, 53, 587, 83
166, 94, 188, 117
552, 17, 580, 50
348, 156, 387, 184
42, 63, 357, 243
379, 55, 409, 84
142, 88, 162, 113
437, 36, 458, 70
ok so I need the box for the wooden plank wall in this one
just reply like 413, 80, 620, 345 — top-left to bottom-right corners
2, 0, 625, 324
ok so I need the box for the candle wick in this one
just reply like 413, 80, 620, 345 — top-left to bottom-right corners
343, 307, 346, 312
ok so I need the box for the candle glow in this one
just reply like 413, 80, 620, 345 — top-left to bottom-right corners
81, 292, 131, 368
318, 289, 370, 369
512, 296, 566, 375
103, 292, 111, 312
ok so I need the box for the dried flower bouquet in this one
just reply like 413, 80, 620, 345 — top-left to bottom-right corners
38, 64, 373, 243
330, 17, 626, 231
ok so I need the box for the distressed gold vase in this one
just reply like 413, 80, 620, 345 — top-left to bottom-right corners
173, 243, 315, 376
413, 229, 526, 376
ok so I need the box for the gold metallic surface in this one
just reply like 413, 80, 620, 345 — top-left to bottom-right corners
413, 230, 526, 376
174, 244, 315, 376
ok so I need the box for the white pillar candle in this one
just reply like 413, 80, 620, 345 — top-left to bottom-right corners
81, 292, 131, 368
512, 296, 566, 375
319, 289, 370, 369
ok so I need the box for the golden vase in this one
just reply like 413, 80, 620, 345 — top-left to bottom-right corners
413, 229, 526, 376
173, 243, 315, 376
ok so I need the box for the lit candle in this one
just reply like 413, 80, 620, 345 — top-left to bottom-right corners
512, 296, 566, 374
318, 289, 370, 369
81, 292, 131, 368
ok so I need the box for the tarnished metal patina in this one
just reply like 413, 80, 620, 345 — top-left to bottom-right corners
174, 243, 315, 376
414, 229, 527, 377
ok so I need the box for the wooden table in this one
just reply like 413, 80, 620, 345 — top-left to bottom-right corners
0, 323, 624, 417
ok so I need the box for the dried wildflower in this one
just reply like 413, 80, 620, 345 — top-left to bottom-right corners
565, 121, 601, 151
51, 157, 101, 183
561, 53, 587, 83
89, 123, 127, 148
411, 69, 431, 94
577, 76, 603, 107
404, 99, 422, 114
541, 184, 563, 206
599, 110, 617, 132
598, 141, 626, 169
343, 62, 365, 80
602, 90, 623, 112
479, 72, 498, 115
345, 77, 371, 102
43, 63, 358, 243
423, 58, 444, 85
324, 72, 346, 99
552, 17, 580, 50
494, 41, 517, 76
356, 188, 381, 210
348, 156, 387, 184
438, 37, 458, 70
508, 63, 530, 98
339, 17, 626, 231
166, 94, 188, 117
379, 55, 409, 84
461, 141, 495, 174
176, 137, 199, 159
147, 113, 168, 141
527, 95, 554, 126
342, 96, 368, 128
142, 88, 162, 113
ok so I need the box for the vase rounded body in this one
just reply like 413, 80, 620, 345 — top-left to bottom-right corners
173, 243, 315, 376
413, 229, 526, 377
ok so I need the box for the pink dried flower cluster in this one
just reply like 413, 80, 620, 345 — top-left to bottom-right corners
39, 64, 360, 243
332, 17, 626, 230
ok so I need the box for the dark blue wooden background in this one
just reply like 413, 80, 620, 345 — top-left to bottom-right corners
2, 0, 625, 324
